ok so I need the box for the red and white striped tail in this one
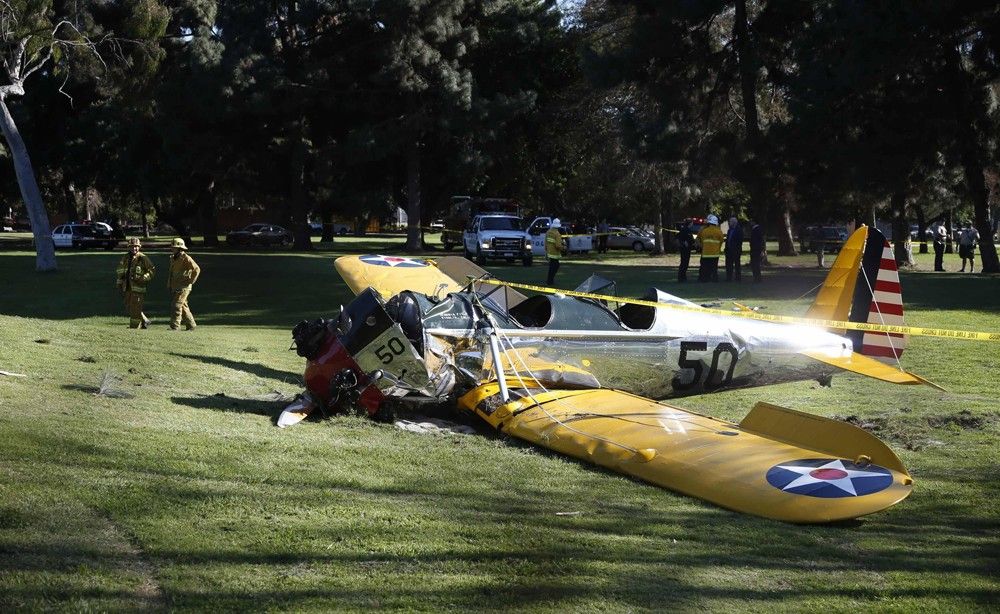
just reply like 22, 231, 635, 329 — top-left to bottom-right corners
860, 240, 906, 360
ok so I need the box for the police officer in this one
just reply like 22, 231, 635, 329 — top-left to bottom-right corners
697, 214, 724, 282
676, 220, 693, 282
597, 219, 610, 254
749, 218, 764, 282
116, 238, 155, 329
545, 218, 565, 286
932, 224, 946, 272
724, 216, 743, 282
168, 238, 201, 330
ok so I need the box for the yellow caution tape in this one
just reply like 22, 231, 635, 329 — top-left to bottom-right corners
479, 278, 1000, 342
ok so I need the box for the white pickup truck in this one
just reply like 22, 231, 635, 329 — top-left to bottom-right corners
526, 217, 594, 256
463, 214, 533, 266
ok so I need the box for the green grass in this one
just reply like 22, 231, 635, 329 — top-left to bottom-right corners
1, 240, 998, 612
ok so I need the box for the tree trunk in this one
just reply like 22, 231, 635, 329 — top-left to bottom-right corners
61, 180, 78, 222
140, 201, 149, 238
915, 204, 927, 253
964, 159, 1000, 273
320, 208, 334, 243
405, 136, 422, 252
946, 46, 999, 273
654, 208, 664, 254
889, 190, 912, 266
289, 117, 312, 250
734, 0, 770, 243
775, 207, 796, 256
663, 197, 676, 253
953, 139, 1000, 272
197, 176, 219, 247
0, 97, 56, 271
945, 208, 954, 254
156, 197, 190, 239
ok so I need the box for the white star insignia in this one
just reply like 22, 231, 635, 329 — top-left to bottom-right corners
368, 255, 425, 267
774, 459, 887, 497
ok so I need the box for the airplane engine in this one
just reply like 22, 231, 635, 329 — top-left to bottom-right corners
291, 318, 386, 417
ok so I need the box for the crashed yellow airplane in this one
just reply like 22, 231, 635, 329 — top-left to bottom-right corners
281, 226, 931, 523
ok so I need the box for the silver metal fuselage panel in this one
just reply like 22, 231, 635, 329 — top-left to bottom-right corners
415, 290, 851, 400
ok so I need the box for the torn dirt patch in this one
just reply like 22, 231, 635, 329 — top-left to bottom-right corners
835, 414, 930, 451
925, 409, 998, 430
834, 409, 998, 451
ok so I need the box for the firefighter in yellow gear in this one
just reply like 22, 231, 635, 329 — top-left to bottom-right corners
116, 238, 156, 328
167, 238, 201, 330
544, 218, 565, 286
696, 214, 724, 282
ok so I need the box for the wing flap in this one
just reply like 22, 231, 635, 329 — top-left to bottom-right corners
458, 386, 912, 523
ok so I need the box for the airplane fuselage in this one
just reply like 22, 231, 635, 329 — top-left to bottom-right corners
340, 288, 852, 403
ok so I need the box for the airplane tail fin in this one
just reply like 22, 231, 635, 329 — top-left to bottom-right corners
805, 226, 907, 361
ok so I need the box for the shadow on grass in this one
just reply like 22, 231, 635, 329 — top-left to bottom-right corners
6, 421, 999, 610
170, 353, 301, 384
171, 393, 283, 417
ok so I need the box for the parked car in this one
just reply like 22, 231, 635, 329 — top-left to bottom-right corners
308, 222, 351, 236
51, 221, 119, 249
803, 226, 848, 253
226, 223, 293, 247
606, 227, 656, 252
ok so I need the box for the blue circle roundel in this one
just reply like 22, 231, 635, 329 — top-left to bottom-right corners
360, 255, 428, 267
766, 458, 893, 498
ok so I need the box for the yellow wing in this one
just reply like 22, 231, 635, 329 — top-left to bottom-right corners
335, 255, 528, 309
335, 255, 464, 299
459, 385, 913, 523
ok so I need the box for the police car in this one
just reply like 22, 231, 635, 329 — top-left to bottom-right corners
51, 221, 119, 249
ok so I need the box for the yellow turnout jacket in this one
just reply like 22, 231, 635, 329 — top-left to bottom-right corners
697, 225, 724, 258
116, 252, 155, 293
168, 252, 201, 291
545, 228, 564, 259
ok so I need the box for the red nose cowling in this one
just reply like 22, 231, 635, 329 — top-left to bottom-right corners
304, 334, 385, 416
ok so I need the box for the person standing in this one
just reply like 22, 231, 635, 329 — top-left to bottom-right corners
749, 219, 764, 282
167, 238, 201, 330
697, 214, 723, 282
676, 220, 694, 282
597, 219, 610, 254
932, 224, 946, 271
115, 238, 155, 329
545, 218, 564, 286
725, 216, 744, 282
958, 221, 980, 272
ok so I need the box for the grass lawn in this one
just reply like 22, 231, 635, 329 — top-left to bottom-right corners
1, 237, 998, 612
